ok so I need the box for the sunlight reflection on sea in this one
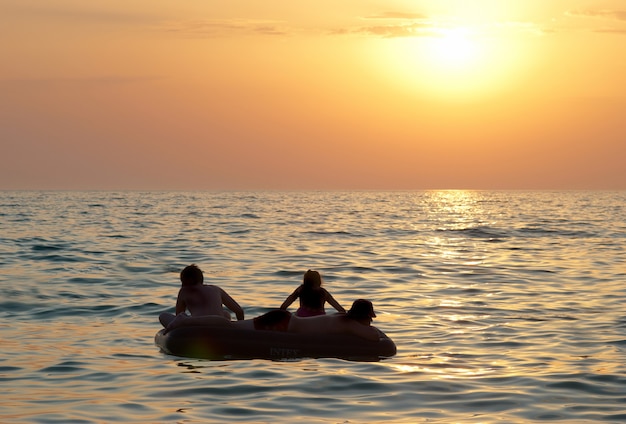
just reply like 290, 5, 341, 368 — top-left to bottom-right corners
1, 191, 625, 423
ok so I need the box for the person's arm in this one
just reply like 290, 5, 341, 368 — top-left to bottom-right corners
279, 286, 301, 310
220, 287, 245, 320
324, 289, 346, 313
175, 290, 187, 315
349, 323, 380, 341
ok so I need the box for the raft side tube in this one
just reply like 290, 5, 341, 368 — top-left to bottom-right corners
155, 325, 396, 361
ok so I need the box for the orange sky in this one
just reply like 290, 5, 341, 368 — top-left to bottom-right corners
1, 0, 625, 190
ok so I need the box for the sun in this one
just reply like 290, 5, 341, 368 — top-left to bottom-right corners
373, 25, 528, 101
425, 27, 482, 70
406, 26, 493, 99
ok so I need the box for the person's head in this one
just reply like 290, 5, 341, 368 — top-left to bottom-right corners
180, 264, 203, 286
302, 270, 322, 289
346, 299, 376, 323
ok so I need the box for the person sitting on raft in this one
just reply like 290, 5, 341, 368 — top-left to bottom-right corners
159, 264, 244, 328
280, 269, 346, 317
163, 299, 381, 341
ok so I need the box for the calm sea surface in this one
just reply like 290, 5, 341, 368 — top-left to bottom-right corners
1, 191, 625, 423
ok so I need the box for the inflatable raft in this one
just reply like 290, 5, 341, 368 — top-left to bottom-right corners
155, 325, 396, 361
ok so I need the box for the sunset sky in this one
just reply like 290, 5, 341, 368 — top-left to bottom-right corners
1, 1, 625, 190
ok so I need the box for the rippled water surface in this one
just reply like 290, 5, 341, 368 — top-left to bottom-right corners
1, 191, 625, 423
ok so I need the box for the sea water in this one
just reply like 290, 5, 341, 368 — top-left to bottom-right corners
1, 190, 624, 423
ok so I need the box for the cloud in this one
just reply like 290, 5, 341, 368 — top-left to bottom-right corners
339, 12, 546, 39
363, 12, 428, 20
158, 19, 289, 38
337, 10, 433, 38
564, 9, 626, 35
354, 22, 432, 38
343, 7, 626, 40
593, 28, 626, 34
566, 9, 626, 21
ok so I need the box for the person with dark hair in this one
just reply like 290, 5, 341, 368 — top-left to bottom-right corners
159, 264, 244, 327
163, 299, 380, 341
280, 270, 345, 317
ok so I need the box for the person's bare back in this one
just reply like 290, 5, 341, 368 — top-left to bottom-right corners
174, 264, 244, 320
176, 284, 231, 318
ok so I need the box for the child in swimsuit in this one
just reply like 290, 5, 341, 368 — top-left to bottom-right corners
280, 270, 346, 317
